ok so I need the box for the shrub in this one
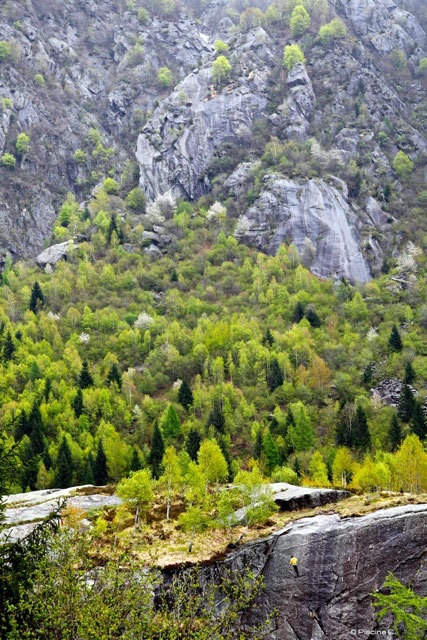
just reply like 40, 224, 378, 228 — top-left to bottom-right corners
73, 149, 87, 165
157, 66, 173, 88
103, 177, 119, 194
137, 7, 149, 23
34, 73, 45, 86
0, 41, 12, 61
214, 39, 228, 53
212, 55, 232, 85
318, 18, 347, 44
16, 132, 30, 156
1, 153, 16, 169
126, 187, 146, 213
418, 57, 427, 76
392, 150, 414, 179
290, 5, 310, 37
282, 44, 305, 71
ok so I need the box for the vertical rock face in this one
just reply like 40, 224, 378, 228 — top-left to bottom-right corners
136, 27, 274, 200
235, 176, 371, 283
226, 504, 427, 639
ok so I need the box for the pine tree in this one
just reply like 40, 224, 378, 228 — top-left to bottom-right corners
352, 405, 371, 451
388, 324, 403, 352
78, 361, 93, 389
186, 429, 201, 461
218, 435, 233, 482
305, 306, 321, 328
161, 404, 181, 440
388, 414, 402, 452
44, 378, 52, 401
178, 379, 193, 410
29, 281, 45, 313
55, 436, 73, 488
29, 402, 45, 456
403, 361, 416, 385
292, 301, 305, 323
15, 410, 30, 441
106, 363, 122, 389
3, 331, 15, 361
72, 388, 84, 417
411, 401, 427, 441
261, 328, 274, 347
262, 430, 280, 474
254, 428, 263, 460
130, 447, 142, 472
207, 401, 225, 433
94, 440, 108, 485
293, 457, 302, 478
20, 441, 40, 491
398, 384, 415, 422
82, 453, 95, 484
148, 422, 165, 479
266, 358, 283, 392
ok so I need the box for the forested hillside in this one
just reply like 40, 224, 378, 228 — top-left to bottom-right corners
0, 183, 425, 497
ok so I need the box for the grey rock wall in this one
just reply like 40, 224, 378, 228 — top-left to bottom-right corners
226, 504, 427, 639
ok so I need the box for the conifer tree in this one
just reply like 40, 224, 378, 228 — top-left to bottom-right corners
218, 435, 233, 482
403, 361, 416, 385
388, 324, 403, 352
398, 384, 415, 422
15, 410, 30, 441
94, 440, 108, 485
55, 436, 73, 488
3, 331, 15, 361
411, 401, 427, 441
106, 363, 122, 389
262, 430, 280, 474
20, 441, 40, 491
254, 428, 263, 460
186, 428, 201, 461
352, 405, 371, 451
82, 452, 95, 484
130, 447, 142, 472
388, 414, 402, 452
29, 402, 45, 456
262, 328, 274, 347
266, 358, 283, 392
178, 379, 193, 410
149, 422, 165, 479
78, 361, 93, 389
292, 301, 305, 323
44, 378, 51, 401
161, 404, 181, 440
305, 306, 321, 328
29, 281, 45, 313
207, 400, 226, 433
72, 388, 84, 417
293, 457, 302, 478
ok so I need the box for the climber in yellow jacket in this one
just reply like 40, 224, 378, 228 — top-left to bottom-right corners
290, 556, 299, 577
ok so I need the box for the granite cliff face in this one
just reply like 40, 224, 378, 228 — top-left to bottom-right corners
0, 0, 425, 281
225, 503, 427, 639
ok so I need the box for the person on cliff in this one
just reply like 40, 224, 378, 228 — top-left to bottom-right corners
290, 556, 299, 577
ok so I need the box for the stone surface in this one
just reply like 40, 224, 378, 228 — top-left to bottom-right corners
225, 503, 427, 639
35, 240, 74, 267
371, 378, 417, 407
270, 483, 351, 511
2, 486, 121, 542
234, 175, 371, 283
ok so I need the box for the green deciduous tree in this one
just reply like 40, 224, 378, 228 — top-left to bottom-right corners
1, 153, 16, 169
198, 438, 228, 488
117, 469, 154, 523
157, 66, 174, 88
332, 447, 354, 487
290, 5, 310, 36
318, 18, 347, 44
282, 44, 305, 71
160, 403, 181, 440
212, 55, 232, 86
287, 401, 314, 452
159, 446, 182, 520
308, 450, 329, 486
126, 187, 146, 213
262, 430, 280, 474
16, 132, 30, 156
392, 150, 414, 179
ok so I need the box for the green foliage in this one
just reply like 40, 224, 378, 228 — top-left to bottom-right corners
33, 73, 45, 86
103, 177, 119, 194
214, 39, 228, 53
116, 468, 154, 518
262, 430, 280, 474
266, 357, 284, 392
308, 450, 329, 486
73, 148, 87, 165
94, 440, 108, 485
212, 55, 232, 85
160, 403, 181, 439
29, 281, 45, 313
282, 44, 305, 71
290, 5, 310, 36
78, 361, 93, 389
55, 436, 73, 488
157, 66, 174, 88
373, 573, 427, 639
149, 422, 165, 479
15, 133, 30, 157
392, 150, 414, 179
388, 414, 402, 452
198, 438, 228, 486
137, 7, 149, 23
178, 379, 193, 410
1, 153, 16, 169
388, 324, 403, 351
318, 18, 347, 44
0, 41, 13, 61
126, 187, 146, 213
287, 401, 314, 452
418, 57, 427, 75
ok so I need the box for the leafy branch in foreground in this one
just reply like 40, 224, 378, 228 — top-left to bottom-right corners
372, 572, 427, 640
5, 527, 274, 639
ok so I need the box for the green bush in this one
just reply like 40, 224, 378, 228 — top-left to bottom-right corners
16, 132, 30, 156
392, 150, 414, 179
157, 66, 174, 88
0, 41, 12, 61
212, 55, 232, 85
73, 149, 87, 165
290, 5, 310, 37
34, 73, 45, 86
126, 187, 146, 213
214, 39, 228, 53
1, 153, 16, 169
137, 7, 149, 23
103, 177, 119, 194
282, 44, 305, 71
318, 18, 347, 44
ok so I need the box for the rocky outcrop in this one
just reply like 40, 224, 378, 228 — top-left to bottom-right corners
371, 378, 417, 406
137, 27, 274, 200
226, 503, 427, 639
2, 486, 121, 542
35, 240, 74, 268
271, 483, 351, 511
234, 175, 372, 282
